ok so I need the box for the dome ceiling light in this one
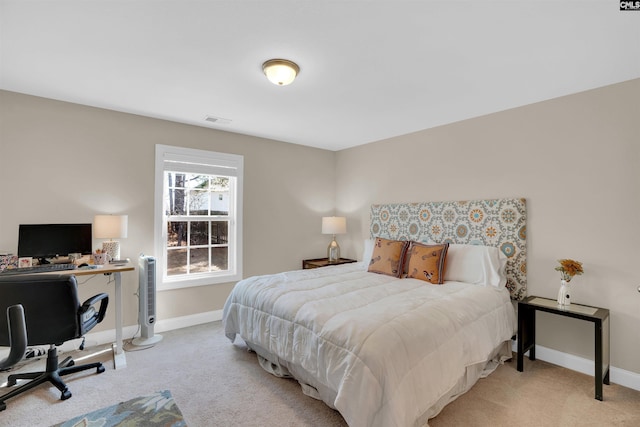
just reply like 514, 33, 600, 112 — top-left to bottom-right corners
262, 59, 300, 86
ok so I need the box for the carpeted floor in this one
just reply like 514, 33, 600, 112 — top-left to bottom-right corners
1, 321, 639, 426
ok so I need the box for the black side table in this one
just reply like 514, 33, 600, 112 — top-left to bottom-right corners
517, 295, 610, 401
302, 258, 357, 269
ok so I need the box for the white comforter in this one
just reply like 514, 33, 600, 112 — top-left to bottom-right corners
223, 262, 516, 427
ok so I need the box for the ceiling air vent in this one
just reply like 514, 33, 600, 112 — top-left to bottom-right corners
204, 115, 232, 125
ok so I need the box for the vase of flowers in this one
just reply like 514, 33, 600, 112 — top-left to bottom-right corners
555, 259, 584, 306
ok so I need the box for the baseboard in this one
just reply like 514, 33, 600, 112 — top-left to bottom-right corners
0, 310, 226, 359
57, 309, 225, 354
155, 309, 224, 333
511, 340, 640, 392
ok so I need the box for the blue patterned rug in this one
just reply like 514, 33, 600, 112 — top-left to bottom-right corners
52, 390, 187, 427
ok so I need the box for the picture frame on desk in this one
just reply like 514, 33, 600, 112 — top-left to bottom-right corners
18, 257, 32, 268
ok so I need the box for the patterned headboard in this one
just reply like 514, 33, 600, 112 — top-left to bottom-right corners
370, 198, 527, 300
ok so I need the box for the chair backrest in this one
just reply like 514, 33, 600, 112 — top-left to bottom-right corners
0, 304, 27, 370
0, 274, 81, 346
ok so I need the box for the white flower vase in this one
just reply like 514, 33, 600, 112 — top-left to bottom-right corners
557, 279, 570, 306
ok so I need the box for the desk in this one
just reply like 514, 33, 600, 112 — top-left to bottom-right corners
517, 296, 610, 400
59, 264, 134, 369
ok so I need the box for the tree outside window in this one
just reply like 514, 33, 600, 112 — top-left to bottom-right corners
164, 173, 230, 276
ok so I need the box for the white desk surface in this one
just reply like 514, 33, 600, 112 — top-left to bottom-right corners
67, 263, 135, 276
1, 263, 135, 276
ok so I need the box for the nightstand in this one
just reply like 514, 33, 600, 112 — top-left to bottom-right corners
517, 295, 610, 401
302, 258, 357, 269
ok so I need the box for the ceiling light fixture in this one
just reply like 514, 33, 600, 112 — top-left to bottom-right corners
262, 59, 300, 86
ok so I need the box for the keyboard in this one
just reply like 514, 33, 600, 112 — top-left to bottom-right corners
0, 263, 77, 276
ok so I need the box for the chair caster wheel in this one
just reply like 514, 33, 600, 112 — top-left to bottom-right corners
7, 378, 16, 387
67, 360, 75, 367
61, 389, 72, 400
0, 402, 6, 411
97, 365, 105, 374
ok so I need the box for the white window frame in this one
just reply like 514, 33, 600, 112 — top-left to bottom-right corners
155, 144, 243, 290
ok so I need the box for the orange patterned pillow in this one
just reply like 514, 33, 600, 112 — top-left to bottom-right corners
405, 242, 450, 284
368, 238, 409, 277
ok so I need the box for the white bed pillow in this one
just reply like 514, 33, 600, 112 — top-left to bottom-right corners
362, 238, 375, 265
444, 244, 507, 288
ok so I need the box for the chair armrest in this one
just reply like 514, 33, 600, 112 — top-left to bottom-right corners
0, 304, 27, 371
79, 293, 109, 335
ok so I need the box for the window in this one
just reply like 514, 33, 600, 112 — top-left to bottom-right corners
155, 145, 243, 290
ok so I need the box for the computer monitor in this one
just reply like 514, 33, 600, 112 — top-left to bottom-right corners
17, 223, 93, 263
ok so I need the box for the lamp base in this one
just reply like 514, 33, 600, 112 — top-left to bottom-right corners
102, 241, 121, 260
327, 237, 340, 263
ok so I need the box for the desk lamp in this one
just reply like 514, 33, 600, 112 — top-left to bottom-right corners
322, 216, 346, 263
94, 215, 128, 260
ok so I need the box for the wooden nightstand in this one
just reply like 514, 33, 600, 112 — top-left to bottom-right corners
517, 295, 610, 401
302, 258, 357, 269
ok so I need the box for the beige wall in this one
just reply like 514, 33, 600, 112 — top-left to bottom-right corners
2, 80, 639, 376
0, 90, 336, 331
335, 78, 640, 374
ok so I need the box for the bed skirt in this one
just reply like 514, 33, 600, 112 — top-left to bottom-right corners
244, 338, 513, 427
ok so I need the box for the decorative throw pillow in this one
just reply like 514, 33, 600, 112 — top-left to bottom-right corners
367, 238, 409, 277
405, 242, 450, 284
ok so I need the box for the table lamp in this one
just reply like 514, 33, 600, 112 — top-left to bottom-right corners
94, 214, 128, 260
322, 216, 346, 263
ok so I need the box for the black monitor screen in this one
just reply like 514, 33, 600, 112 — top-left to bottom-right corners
18, 223, 92, 259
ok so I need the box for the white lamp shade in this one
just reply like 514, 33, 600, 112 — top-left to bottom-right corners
94, 215, 128, 239
322, 217, 346, 235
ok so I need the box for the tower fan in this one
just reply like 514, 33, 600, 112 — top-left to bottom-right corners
132, 255, 163, 346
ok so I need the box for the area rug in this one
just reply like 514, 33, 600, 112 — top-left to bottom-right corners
52, 389, 187, 427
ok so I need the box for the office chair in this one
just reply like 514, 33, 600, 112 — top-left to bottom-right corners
0, 274, 109, 411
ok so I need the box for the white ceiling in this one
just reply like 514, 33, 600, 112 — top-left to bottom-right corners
1, 1, 638, 151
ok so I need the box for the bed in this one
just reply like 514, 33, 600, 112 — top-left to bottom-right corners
223, 198, 527, 426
